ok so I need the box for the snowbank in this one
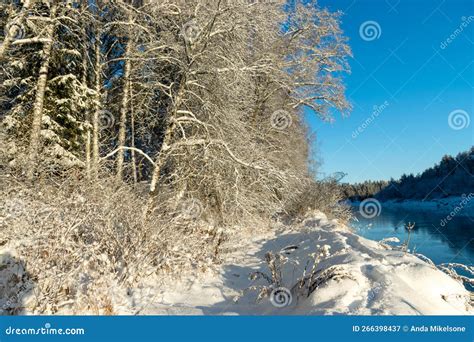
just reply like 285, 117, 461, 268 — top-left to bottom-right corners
1, 212, 471, 315
129, 212, 472, 315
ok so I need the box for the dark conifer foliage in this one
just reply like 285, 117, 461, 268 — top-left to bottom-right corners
341, 147, 474, 201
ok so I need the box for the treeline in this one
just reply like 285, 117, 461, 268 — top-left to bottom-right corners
377, 147, 474, 200
340, 180, 388, 201
0, 0, 354, 313
342, 147, 474, 201
0, 0, 351, 223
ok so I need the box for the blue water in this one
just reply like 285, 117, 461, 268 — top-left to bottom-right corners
350, 205, 474, 267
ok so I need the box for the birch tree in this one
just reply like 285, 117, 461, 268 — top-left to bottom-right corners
26, 2, 57, 180
1, 0, 351, 223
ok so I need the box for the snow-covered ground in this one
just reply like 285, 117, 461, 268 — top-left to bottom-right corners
2, 212, 472, 315
125, 212, 472, 315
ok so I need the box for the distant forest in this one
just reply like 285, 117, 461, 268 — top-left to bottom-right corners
341, 147, 474, 201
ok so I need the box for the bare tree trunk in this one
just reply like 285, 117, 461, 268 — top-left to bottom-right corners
148, 85, 185, 195
115, 41, 132, 181
142, 85, 184, 221
142, 121, 175, 222
26, 4, 56, 181
82, 29, 91, 178
148, 119, 175, 195
91, 33, 102, 179
129, 79, 138, 183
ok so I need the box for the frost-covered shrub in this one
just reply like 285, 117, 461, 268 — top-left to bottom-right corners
238, 244, 354, 308
283, 178, 351, 222
0, 172, 225, 314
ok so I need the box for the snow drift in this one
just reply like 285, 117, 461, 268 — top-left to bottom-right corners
1, 212, 472, 315
129, 212, 473, 315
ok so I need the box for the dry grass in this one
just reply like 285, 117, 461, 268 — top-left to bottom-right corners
0, 158, 350, 315
0, 169, 225, 314
283, 178, 352, 223
239, 245, 354, 307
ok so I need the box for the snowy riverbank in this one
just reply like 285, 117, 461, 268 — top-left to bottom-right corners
349, 195, 474, 218
1, 212, 472, 315
117, 213, 472, 315
380, 196, 474, 217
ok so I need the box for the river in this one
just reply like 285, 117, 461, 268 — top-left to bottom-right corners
351, 205, 474, 267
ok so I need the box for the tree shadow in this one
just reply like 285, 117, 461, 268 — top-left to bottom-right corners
0, 252, 35, 315
196, 224, 345, 315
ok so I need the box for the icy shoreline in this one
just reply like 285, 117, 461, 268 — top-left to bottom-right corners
351, 195, 474, 217
126, 212, 473, 315
2, 212, 472, 315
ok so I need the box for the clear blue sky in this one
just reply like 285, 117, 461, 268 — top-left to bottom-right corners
307, 0, 474, 183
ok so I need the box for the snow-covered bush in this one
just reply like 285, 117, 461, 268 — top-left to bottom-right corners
283, 178, 351, 222
239, 244, 354, 308
0, 172, 224, 314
